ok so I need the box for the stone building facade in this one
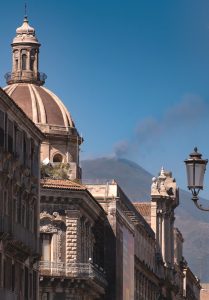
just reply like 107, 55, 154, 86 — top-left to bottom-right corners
183, 267, 201, 300
200, 283, 209, 300
0, 87, 44, 299
39, 179, 107, 300
1, 15, 202, 300
173, 228, 185, 300
150, 168, 179, 299
86, 182, 164, 300
134, 169, 201, 300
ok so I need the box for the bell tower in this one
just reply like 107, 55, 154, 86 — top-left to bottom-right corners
151, 167, 179, 266
5, 16, 46, 86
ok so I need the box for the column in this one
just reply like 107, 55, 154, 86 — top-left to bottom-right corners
26, 50, 30, 70
65, 210, 81, 263
162, 213, 165, 263
34, 51, 38, 73
12, 51, 15, 73
18, 51, 21, 71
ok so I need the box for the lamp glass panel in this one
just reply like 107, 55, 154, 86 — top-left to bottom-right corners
194, 163, 205, 188
186, 162, 194, 187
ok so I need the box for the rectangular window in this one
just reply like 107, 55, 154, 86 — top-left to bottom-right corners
20, 267, 24, 298
0, 253, 2, 288
17, 192, 21, 224
3, 259, 6, 288
29, 273, 32, 298
23, 134, 27, 166
0, 110, 5, 148
24, 267, 28, 300
14, 124, 17, 156
21, 203, 25, 227
3, 256, 12, 290
33, 271, 37, 300
8, 119, 13, 154
27, 137, 31, 169
42, 293, 49, 300
16, 129, 23, 163
30, 139, 34, 174
43, 235, 51, 261
12, 263, 15, 292
41, 234, 52, 261
33, 144, 39, 177
4, 114, 7, 150
3, 191, 8, 215
29, 205, 34, 232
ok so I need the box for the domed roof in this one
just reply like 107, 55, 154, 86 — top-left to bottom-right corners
13, 17, 39, 44
4, 83, 75, 128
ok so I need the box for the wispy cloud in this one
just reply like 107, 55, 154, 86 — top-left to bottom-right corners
114, 95, 209, 158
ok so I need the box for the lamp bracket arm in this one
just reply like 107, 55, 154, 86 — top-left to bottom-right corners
192, 197, 209, 212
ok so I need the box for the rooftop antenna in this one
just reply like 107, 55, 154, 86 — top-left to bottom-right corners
24, 1, 28, 18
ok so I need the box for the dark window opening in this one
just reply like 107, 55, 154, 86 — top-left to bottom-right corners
22, 54, 27, 70
53, 153, 63, 163
23, 135, 27, 166
0, 110, 4, 148
33, 271, 37, 300
8, 119, 13, 153
12, 264, 15, 292
25, 267, 28, 300
30, 59, 34, 71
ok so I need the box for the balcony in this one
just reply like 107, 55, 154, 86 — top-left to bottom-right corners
0, 215, 39, 255
39, 261, 107, 286
0, 215, 12, 237
13, 223, 39, 254
4, 71, 47, 85
0, 288, 17, 300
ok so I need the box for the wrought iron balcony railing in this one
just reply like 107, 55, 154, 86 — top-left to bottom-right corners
39, 261, 107, 286
4, 71, 47, 85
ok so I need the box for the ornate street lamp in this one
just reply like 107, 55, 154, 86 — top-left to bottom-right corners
184, 147, 209, 211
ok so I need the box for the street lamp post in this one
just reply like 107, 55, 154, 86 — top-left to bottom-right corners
184, 147, 209, 211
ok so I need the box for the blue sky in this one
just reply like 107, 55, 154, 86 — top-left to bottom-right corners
0, 0, 209, 198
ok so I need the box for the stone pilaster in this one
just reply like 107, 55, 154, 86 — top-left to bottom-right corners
65, 210, 81, 263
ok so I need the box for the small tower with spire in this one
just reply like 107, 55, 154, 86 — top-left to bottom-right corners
5, 16, 46, 85
151, 167, 179, 267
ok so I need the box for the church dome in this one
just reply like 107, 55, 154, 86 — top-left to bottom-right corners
4, 16, 82, 177
4, 83, 75, 129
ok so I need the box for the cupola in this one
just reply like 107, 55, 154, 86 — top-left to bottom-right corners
5, 16, 46, 86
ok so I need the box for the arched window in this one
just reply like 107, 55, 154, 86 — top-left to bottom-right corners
30, 50, 35, 71
30, 59, 34, 71
53, 153, 63, 163
22, 54, 27, 70
15, 59, 18, 70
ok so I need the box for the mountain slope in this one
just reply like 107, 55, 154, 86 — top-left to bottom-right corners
81, 157, 209, 282
82, 157, 152, 200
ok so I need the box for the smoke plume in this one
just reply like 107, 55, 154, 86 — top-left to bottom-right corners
114, 95, 209, 158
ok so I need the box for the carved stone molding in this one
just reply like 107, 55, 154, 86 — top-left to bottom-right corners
40, 224, 58, 233
40, 211, 54, 220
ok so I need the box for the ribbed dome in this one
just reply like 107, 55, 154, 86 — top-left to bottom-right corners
4, 83, 75, 128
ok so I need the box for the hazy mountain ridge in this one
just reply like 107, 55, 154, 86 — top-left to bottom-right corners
81, 157, 209, 282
